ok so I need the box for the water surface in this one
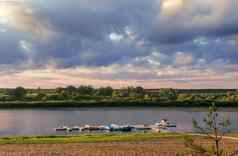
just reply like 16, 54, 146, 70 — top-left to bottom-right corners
0, 107, 237, 136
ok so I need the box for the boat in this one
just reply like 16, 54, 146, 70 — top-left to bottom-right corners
81, 125, 101, 131
54, 121, 176, 133
98, 125, 110, 131
70, 126, 81, 131
55, 126, 68, 131
120, 125, 133, 132
155, 119, 176, 128
108, 124, 133, 132
108, 124, 121, 131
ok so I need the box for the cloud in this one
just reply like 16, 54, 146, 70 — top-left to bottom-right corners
0, 57, 238, 89
0, 0, 57, 40
175, 52, 194, 65
160, 0, 184, 17
19, 40, 32, 53
0, 0, 237, 88
226, 34, 238, 46
12, 0, 237, 69
193, 37, 209, 46
109, 33, 124, 42
151, 0, 238, 44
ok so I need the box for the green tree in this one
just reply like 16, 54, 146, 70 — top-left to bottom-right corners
96, 87, 113, 96
134, 86, 145, 97
9, 87, 27, 99
35, 93, 47, 101
184, 104, 238, 156
112, 90, 120, 97
77, 85, 95, 95
65, 85, 77, 92
55, 87, 64, 94
159, 88, 177, 100
120, 86, 145, 98
65, 85, 77, 96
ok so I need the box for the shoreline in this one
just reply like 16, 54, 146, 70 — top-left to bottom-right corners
0, 100, 237, 108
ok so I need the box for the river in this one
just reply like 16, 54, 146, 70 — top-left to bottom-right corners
0, 107, 237, 136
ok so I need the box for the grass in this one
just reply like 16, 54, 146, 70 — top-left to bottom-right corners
0, 132, 237, 144
0, 132, 184, 144
226, 132, 238, 138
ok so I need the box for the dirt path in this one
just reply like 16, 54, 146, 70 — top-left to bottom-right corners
189, 133, 238, 141
0, 137, 237, 156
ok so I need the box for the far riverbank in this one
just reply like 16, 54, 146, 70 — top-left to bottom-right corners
0, 100, 237, 108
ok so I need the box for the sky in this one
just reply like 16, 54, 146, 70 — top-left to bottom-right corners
0, 0, 238, 89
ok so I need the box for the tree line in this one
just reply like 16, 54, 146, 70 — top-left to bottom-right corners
0, 86, 237, 103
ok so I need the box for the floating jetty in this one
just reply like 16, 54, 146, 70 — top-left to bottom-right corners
54, 119, 176, 133
133, 125, 152, 131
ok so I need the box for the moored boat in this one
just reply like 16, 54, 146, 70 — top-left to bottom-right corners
155, 119, 176, 128
108, 124, 121, 131
55, 126, 68, 131
98, 125, 110, 131
120, 125, 133, 132
81, 125, 101, 131
54, 120, 176, 133
70, 126, 81, 131
108, 124, 133, 132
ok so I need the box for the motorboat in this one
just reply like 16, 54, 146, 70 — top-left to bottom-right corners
81, 125, 101, 131
54, 121, 176, 133
98, 125, 110, 131
155, 119, 176, 128
55, 126, 68, 131
108, 124, 133, 132
120, 125, 133, 132
108, 124, 121, 131
70, 126, 81, 131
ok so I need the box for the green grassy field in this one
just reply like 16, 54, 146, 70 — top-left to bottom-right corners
1, 132, 238, 144
0, 133, 185, 144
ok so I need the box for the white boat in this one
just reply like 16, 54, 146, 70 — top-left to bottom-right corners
155, 119, 176, 128
155, 119, 169, 127
98, 125, 110, 131
108, 124, 121, 131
